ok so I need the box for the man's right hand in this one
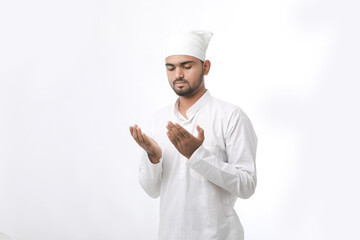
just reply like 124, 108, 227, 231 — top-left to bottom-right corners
129, 124, 162, 164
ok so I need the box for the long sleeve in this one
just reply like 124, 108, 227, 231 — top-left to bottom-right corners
187, 109, 257, 199
139, 151, 163, 198
138, 115, 164, 199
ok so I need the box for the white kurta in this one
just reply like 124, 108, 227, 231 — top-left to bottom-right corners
139, 91, 257, 240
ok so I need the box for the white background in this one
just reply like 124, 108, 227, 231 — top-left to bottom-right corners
1, 0, 359, 239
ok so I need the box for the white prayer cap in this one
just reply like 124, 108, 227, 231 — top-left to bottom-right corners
165, 30, 213, 61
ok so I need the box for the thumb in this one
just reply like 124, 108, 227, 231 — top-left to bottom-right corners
196, 125, 205, 141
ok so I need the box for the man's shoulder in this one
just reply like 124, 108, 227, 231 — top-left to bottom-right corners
210, 96, 249, 119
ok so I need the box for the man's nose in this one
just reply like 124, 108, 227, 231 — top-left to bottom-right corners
175, 68, 184, 79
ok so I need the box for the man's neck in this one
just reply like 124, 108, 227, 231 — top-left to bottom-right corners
178, 88, 207, 119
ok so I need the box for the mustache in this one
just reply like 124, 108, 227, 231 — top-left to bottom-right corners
173, 79, 189, 84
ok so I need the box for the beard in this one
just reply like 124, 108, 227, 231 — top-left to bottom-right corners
171, 71, 204, 97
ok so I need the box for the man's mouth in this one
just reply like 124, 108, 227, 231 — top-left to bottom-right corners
174, 80, 188, 85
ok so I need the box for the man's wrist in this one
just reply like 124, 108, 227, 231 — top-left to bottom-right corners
148, 153, 161, 164
186, 144, 202, 159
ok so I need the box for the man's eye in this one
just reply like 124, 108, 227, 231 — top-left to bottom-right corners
167, 67, 175, 71
184, 66, 192, 69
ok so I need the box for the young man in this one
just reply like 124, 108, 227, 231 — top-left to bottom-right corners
130, 30, 257, 240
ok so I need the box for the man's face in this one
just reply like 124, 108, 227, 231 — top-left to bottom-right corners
165, 55, 205, 97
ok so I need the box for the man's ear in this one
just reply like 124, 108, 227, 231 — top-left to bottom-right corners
203, 60, 211, 75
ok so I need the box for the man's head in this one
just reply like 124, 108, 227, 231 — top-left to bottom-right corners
165, 55, 211, 97
164, 30, 213, 97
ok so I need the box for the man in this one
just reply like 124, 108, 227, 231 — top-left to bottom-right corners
129, 30, 257, 240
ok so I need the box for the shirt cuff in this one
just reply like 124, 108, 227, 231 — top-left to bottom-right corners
187, 145, 213, 175
141, 151, 163, 171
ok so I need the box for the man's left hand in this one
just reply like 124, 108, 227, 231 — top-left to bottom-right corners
166, 121, 205, 159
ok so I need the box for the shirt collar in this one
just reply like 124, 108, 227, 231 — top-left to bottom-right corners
173, 90, 212, 121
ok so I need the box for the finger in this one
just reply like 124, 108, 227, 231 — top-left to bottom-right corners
167, 121, 184, 139
167, 121, 175, 131
130, 125, 137, 135
131, 125, 139, 140
167, 124, 183, 145
167, 131, 177, 146
174, 123, 190, 137
130, 124, 138, 133
136, 126, 145, 143
167, 124, 183, 144
141, 132, 152, 146
168, 128, 182, 145
196, 125, 205, 141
